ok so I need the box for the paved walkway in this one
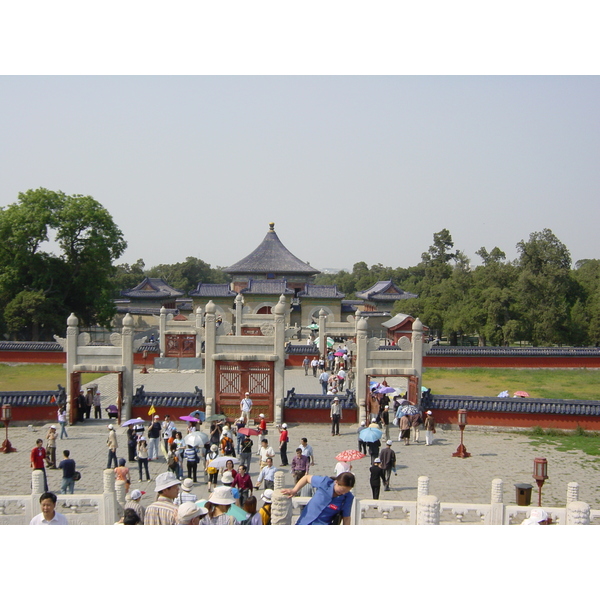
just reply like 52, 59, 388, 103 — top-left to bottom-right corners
2, 367, 599, 513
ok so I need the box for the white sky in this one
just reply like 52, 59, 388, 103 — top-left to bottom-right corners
1, 6, 598, 278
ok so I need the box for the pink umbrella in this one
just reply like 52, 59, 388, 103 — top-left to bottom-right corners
335, 449, 366, 462
238, 427, 260, 436
514, 391, 530, 398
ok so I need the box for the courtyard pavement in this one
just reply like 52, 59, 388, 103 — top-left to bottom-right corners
2, 367, 599, 513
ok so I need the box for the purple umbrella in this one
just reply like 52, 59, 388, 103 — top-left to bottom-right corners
179, 415, 200, 422
378, 386, 396, 394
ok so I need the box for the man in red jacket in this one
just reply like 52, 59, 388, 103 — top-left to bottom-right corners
30, 439, 49, 492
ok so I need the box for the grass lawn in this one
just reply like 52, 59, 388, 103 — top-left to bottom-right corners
0, 364, 102, 391
521, 426, 600, 459
422, 367, 600, 401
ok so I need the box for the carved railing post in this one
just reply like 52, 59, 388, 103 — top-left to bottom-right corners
567, 482, 580, 503
566, 501, 590, 525
271, 489, 293, 525
417, 494, 440, 525
488, 478, 505, 525
98, 469, 119, 525
417, 475, 430, 497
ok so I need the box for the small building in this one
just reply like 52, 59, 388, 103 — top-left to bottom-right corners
355, 280, 417, 313
381, 313, 429, 344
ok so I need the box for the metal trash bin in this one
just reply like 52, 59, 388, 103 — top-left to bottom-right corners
515, 483, 533, 506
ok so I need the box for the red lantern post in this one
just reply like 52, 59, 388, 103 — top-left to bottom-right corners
1, 404, 16, 453
533, 458, 548, 507
452, 409, 471, 458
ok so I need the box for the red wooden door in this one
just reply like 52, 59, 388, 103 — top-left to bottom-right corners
165, 334, 196, 357
215, 361, 274, 422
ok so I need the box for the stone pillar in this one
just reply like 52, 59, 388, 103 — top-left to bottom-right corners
115, 479, 127, 507
417, 475, 430, 498
66, 313, 79, 424
567, 482, 580, 503
235, 294, 244, 336
30, 470, 45, 519
204, 300, 217, 420
159, 307, 167, 357
416, 494, 440, 525
98, 469, 119, 525
274, 470, 286, 490
121, 313, 134, 421
411, 318, 424, 398
273, 296, 286, 425
195, 307, 203, 367
566, 501, 591, 525
355, 317, 369, 424
271, 489, 293, 525
318, 309, 327, 358
488, 478, 505, 525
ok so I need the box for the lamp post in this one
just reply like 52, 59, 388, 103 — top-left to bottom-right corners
1, 403, 16, 453
533, 457, 548, 507
452, 408, 471, 458
141, 350, 149, 374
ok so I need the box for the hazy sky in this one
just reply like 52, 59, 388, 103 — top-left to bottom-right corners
1, 76, 598, 274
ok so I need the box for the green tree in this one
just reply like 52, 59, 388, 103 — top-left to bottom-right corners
0, 188, 126, 337
515, 229, 574, 345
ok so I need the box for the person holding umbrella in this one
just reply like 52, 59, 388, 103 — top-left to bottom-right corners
281, 472, 356, 525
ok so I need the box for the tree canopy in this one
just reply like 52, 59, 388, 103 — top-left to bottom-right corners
0, 188, 126, 339
315, 228, 600, 347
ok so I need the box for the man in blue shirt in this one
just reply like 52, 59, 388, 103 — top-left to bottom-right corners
58, 450, 77, 494
282, 473, 355, 525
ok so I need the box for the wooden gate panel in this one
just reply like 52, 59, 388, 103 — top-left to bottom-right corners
165, 334, 196, 358
216, 361, 274, 422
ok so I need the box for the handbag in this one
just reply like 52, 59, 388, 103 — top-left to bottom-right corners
73, 471, 81, 481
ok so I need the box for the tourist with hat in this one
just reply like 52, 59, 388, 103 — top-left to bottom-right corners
278, 423, 289, 466
45, 425, 58, 468
240, 391, 253, 425
144, 472, 181, 525
206, 444, 219, 493
259, 488, 273, 525
147, 414, 162, 461
424, 410, 436, 446
177, 501, 207, 525
200, 486, 238, 525
174, 478, 198, 506
106, 424, 119, 469
257, 413, 267, 441
220, 471, 240, 503
521, 508, 550, 525
369, 457, 386, 499
125, 489, 146, 523
378, 440, 396, 491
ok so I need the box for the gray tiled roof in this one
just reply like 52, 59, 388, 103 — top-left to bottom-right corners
240, 279, 294, 295
121, 277, 185, 299
298, 285, 345, 299
189, 283, 237, 298
223, 224, 320, 276
355, 280, 418, 301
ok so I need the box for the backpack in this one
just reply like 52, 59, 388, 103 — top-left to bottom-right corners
223, 437, 235, 456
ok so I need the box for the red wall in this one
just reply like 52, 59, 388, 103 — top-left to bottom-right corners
433, 409, 600, 430
283, 408, 358, 424
423, 356, 600, 368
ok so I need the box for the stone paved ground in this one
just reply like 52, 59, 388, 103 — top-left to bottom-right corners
2, 367, 600, 514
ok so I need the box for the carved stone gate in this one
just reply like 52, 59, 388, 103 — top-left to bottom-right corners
215, 360, 274, 422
